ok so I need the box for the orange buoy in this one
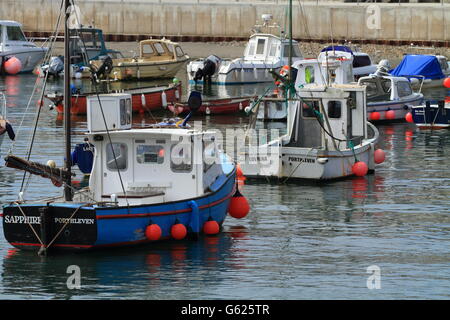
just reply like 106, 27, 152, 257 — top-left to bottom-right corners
370, 111, 381, 121
443, 77, 450, 89
171, 223, 187, 240
352, 161, 368, 177
145, 224, 162, 241
4, 56, 22, 75
374, 149, 385, 164
236, 163, 244, 177
385, 110, 396, 120
203, 220, 220, 235
228, 188, 250, 219
405, 112, 413, 123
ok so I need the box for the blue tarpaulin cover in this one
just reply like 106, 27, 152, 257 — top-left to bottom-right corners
390, 55, 445, 80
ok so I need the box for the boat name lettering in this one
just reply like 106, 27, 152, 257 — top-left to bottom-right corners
4, 215, 41, 224
54, 217, 95, 225
288, 156, 315, 163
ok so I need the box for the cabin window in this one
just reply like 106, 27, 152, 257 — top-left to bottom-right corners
203, 138, 216, 172
301, 100, 321, 118
247, 42, 255, 56
269, 43, 277, 57
106, 143, 128, 171
397, 81, 413, 97
362, 81, 378, 98
142, 44, 154, 55
353, 55, 371, 68
256, 39, 266, 55
79, 31, 101, 49
154, 43, 166, 55
0, 27, 3, 43
283, 44, 301, 58
175, 46, 185, 57
380, 79, 392, 93
6, 26, 26, 41
119, 98, 132, 126
170, 143, 192, 172
327, 101, 342, 118
305, 66, 315, 84
136, 145, 165, 164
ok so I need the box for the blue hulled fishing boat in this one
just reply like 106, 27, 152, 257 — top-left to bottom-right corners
1, 0, 249, 255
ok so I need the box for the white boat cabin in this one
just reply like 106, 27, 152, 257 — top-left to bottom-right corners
286, 84, 368, 151
357, 74, 416, 103
85, 94, 230, 206
293, 51, 354, 88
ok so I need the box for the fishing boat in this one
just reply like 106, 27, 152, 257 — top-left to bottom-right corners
0, 20, 48, 74
170, 97, 253, 116
410, 98, 450, 130
320, 45, 378, 79
90, 39, 189, 81
186, 14, 303, 85
358, 60, 424, 122
45, 81, 182, 115
390, 54, 450, 89
0, 0, 248, 255
36, 26, 124, 78
241, 82, 383, 181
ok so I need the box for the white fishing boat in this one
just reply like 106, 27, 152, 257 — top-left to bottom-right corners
320, 45, 378, 79
358, 61, 424, 122
187, 14, 303, 85
240, 82, 382, 181
0, 21, 47, 74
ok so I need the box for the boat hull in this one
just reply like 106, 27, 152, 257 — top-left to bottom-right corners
411, 103, 450, 130
367, 94, 423, 122
112, 60, 187, 81
51, 82, 182, 115
179, 98, 251, 115
1, 170, 236, 252
1, 48, 47, 73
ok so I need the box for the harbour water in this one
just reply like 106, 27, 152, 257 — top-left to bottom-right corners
0, 67, 449, 300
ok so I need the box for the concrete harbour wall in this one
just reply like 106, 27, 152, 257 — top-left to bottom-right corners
0, 0, 449, 46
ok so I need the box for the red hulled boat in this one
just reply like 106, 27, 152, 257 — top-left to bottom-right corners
46, 82, 182, 115
170, 97, 253, 115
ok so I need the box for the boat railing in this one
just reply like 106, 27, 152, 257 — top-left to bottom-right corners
367, 121, 379, 142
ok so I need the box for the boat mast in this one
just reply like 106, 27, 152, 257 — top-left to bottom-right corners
288, 0, 293, 99
64, 0, 73, 201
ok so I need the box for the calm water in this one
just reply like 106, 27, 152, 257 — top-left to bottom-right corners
0, 72, 449, 300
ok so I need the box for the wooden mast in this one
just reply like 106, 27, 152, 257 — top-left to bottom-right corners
64, 0, 73, 201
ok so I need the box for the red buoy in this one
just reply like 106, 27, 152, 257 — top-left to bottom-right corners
443, 77, 450, 89
4, 57, 22, 75
171, 223, 187, 240
405, 112, 413, 123
203, 220, 220, 235
236, 163, 244, 178
352, 161, 368, 177
385, 110, 396, 120
145, 224, 162, 241
374, 149, 385, 164
370, 112, 381, 121
228, 188, 250, 219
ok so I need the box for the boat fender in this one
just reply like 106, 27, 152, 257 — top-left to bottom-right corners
141, 93, 146, 107
374, 149, 385, 164
228, 186, 250, 219
205, 107, 211, 115
145, 224, 162, 241
352, 161, 368, 177
405, 112, 413, 123
171, 223, 187, 240
4, 56, 22, 75
188, 200, 200, 234
161, 91, 167, 108
203, 220, 220, 235
443, 78, 450, 89
385, 110, 396, 120
175, 89, 180, 101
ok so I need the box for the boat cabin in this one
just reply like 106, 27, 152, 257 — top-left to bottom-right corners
136, 39, 187, 62
286, 84, 368, 151
69, 27, 123, 65
85, 94, 228, 206
243, 33, 302, 64
293, 51, 354, 87
357, 75, 415, 103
